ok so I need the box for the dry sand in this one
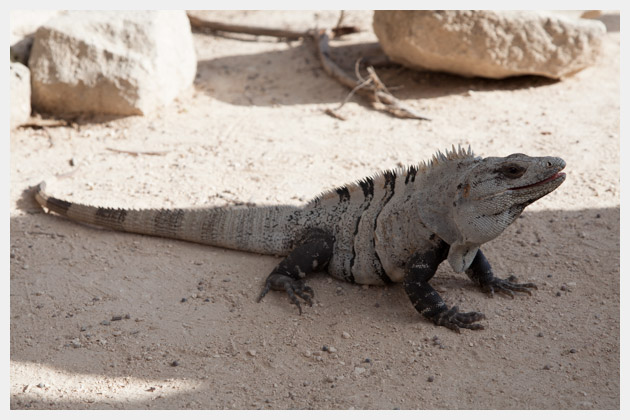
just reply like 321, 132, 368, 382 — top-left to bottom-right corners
10, 11, 619, 409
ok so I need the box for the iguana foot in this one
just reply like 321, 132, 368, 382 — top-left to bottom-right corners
481, 275, 537, 298
429, 306, 485, 333
257, 273, 314, 315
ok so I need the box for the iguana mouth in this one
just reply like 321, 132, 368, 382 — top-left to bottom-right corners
510, 171, 566, 190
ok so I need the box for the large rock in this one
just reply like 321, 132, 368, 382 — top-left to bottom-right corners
373, 10, 606, 79
10, 10, 60, 64
29, 11, 197, 117
10, 62, 31, 129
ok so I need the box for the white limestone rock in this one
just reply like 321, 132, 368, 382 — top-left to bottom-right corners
29, 11, 197, 116
10, 10, 60, 65
373, 10, 606, 79
10, 62, 31, 129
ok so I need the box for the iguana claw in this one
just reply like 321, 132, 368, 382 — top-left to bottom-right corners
430, 305, 486, 333
257, 273, 314, 315
481, 275, 538, 298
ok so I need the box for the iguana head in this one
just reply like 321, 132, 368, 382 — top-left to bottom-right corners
416, 149, 566, 272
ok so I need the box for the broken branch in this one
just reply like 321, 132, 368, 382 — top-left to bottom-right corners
188, 13, 360, 40
315, 29, 430, 120
105, 147, 171, 156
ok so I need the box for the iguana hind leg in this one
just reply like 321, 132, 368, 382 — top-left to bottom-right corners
404, 244, 485, 332
257, 230, 334, 314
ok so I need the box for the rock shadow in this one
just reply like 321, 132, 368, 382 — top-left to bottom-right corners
194, 40, 558, 107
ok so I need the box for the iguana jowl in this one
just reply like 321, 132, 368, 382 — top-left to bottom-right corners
35, 146, 566, 332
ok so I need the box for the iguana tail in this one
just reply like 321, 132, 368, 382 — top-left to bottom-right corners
34, 181, 299, 256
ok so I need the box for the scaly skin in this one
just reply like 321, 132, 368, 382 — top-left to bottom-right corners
35, 146, 566, 331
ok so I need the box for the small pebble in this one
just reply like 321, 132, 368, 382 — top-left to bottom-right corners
341, 331, 351, 339
537, 332, 544, 337
322, 345, 329, 352
354, 367, 366, 374
569, 348, 577, 354
363, 358, 371, 363
71, 338, 81, 348
248, 349, 257, 356
37, 383, 45, 388
543, 364, 551, 370
100, 320, 111, 326
180, 298, 187, 303
170, 360, 180, 367
427, 375, 435, 382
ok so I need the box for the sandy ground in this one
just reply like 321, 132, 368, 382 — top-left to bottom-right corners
9, 11, 619, 409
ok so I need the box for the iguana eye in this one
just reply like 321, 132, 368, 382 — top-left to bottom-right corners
499, 164, 526, 179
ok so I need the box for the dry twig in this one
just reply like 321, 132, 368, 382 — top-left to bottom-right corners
315, 29, 430, 120
335, 10, 346, 29
188, 13, 359, 40
324, 108, 347, 121
105, 147, 171, 156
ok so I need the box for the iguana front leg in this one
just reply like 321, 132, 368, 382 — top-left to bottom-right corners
404, 245, 485, 332
465, 249, 537, 298
257, 230, 334, 314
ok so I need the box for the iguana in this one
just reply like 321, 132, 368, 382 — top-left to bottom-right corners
34, 146, 566, 332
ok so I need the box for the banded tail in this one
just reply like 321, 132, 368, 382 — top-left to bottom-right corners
34, 182, 300, 256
